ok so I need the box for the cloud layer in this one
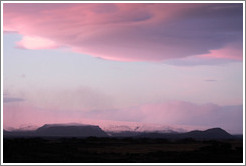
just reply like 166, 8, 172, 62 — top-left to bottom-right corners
4, 100, 242, 134
83, 101, 243, 134
3, 3, 243, 62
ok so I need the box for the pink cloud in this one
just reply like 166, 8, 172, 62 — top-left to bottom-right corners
164, 42, 243, 66
75, 101, 243, 134
3, 100, 243, 134
3, 3, 243, 62
127, 101, 243, 134
3, 101, 205, 133
200, 43, 243, 61
16, 36, 59, 49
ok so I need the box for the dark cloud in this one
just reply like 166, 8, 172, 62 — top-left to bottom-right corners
3, 97, 25, 103
4, 3, 243, 62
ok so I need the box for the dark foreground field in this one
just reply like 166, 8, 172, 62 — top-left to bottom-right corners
4, 137, 243, 163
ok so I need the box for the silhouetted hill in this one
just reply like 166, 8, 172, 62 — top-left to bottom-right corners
36, 124, 108, 137
135, 128, 234, 140
182, 128, 234, 140
4, 124, 108, 138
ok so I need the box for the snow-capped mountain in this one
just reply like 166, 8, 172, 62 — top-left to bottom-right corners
101, 123, 189, 133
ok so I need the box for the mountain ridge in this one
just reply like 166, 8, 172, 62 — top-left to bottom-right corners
3, 123, 238, 140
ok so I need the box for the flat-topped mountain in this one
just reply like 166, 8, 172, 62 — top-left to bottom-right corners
4, 124, 108, 138
35, 124, 108, 137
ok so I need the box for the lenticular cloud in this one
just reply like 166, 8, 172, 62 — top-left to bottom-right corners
3, 3, 243, 62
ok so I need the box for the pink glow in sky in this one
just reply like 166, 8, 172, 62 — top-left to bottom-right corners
2, 3, 244, 134
3, 3, 243, 62
200, 43, 243, 60
3, 100, 243, 134
16, 36, 59, 49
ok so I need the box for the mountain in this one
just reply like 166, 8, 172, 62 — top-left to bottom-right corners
36, 124, 108, 137
137, 128, 234, 140
4, 124, 108, 138
182, 128, 234, 140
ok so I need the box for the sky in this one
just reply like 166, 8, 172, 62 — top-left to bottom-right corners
2, 2, 244, 134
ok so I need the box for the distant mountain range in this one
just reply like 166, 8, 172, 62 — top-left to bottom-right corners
3, 123, 240, 140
